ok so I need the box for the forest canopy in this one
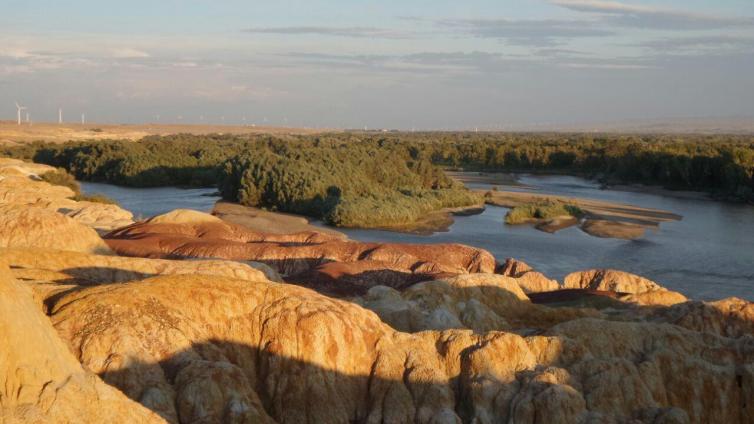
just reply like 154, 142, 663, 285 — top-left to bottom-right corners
2, 131, 753, 226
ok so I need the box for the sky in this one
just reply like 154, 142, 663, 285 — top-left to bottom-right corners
1, 0, 753, 129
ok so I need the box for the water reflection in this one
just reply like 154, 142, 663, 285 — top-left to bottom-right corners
81, 182, 220, 220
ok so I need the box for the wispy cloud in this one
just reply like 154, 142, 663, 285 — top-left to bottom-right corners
553, 0, 754, 30
111, 48, 150, 58
638, 35, 754, 53
436, 18, 612, 46
243, 26, 413, 39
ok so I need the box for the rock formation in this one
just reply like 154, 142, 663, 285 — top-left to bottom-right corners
104, 210, 497, 286
43, 272, 753, 424
212, 200, 347, 239
0, 157, 752, 423
0, 263, 163, 423
563, 269, 687, 306
0, 204, 113, 254
0, 158, 133, 232
1, 247, 273, 306
355, 273, 598, 333
497, 258, 561, 293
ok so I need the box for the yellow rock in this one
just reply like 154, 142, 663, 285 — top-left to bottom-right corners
0, 204, 112, 254
0, 263, 164, 423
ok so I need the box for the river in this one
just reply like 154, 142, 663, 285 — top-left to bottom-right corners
82, 176, 754, 301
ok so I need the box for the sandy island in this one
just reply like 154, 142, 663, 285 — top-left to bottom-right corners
450, 171, 682, 240
482, 189, 681, 239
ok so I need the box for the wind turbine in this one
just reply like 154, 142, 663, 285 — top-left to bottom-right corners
81, 113, 86, 125
15, 102, 26, 126
58, 108, 63, 124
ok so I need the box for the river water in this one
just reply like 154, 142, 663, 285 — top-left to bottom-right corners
82, 176, 754, 300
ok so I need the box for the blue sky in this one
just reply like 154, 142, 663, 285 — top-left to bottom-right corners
1, 0, 753, 129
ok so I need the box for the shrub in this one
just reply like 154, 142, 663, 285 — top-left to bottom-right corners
72, 193, 119, 205
40, 169, 80, 195
505, 201, 584, 224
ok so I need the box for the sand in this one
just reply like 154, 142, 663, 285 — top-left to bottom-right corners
211, 201, 347, 239
481, 189, 681, 239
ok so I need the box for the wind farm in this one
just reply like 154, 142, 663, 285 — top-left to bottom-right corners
0, 119, 332, 145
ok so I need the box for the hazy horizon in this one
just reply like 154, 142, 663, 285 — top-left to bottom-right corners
2, 0, 753, 130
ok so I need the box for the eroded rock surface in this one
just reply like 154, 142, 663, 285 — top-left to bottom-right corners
563, 269, 687, 306
0, 158, 133, 232
0, 204, 113, 254
0, 263, 163, 423
104, 210, 497, 287
44, 273, 754, 424
1, 159, 752, 424
1, 247, 272, 306
356, 274, 598, 333
497, 258, 561, 293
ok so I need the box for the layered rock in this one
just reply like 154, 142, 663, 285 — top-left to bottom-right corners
1, 247, 273, 306
104, 210, 497, 287
212, 200, 347, 239
0, 263, 163, 423
1, 158, 752, 424
44, 272, 754, 424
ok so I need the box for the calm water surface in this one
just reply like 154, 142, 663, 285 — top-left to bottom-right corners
81, 182, 220, 220
82, 176, 754, 300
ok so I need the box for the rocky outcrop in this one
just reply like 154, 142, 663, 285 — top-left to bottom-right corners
289, 260, 438, 296
0, 263, 163, 423
356, 274, 598, 333
0, 204, 112, 254
563, 269, 687, 306
44, 272, 754, 424
497, 258, 561, 293
212, 200, 347, 239
2, 247, 272, 305
0, 158, 133, 232
650, 297, 754, 338
104, 210, 497, 288
1, 159, 752, 423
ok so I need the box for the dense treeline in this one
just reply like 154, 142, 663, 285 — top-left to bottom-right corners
2, 131, 752, 227
411, 132, 754, 201
2, 135, 477, 227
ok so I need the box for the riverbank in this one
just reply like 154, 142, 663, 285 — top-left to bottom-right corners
212, 201, 348, 239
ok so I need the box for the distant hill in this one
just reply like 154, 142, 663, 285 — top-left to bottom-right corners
515, 117, 754, 135
0, 121, 335, 144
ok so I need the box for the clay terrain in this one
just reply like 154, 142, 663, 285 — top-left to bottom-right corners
0, 121, 333, 145
1, 157, 753, 423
